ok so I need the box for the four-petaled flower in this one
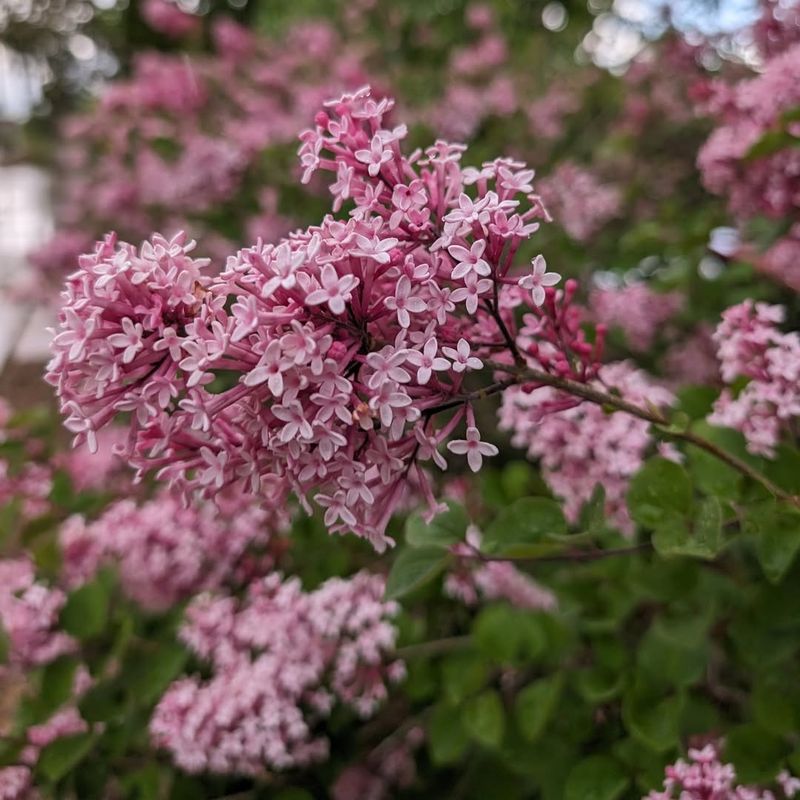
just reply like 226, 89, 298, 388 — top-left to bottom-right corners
518, 255, 561, 306
448, 240, 491, 280
407, 338, 450, 384
306, 264, 360, 315
442, 339, 482, 373
385, 276, 427, 328
447, 426, 499, 472
355, 134, 393, 177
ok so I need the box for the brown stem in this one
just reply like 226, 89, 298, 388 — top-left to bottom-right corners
395, 635, 472, 660
475, 543, 652, 564
486, 361, 800, 509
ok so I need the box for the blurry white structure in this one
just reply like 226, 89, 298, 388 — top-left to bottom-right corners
0, 164, 55, 368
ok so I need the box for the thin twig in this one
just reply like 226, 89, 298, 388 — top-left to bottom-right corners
486, 361, 800, 509
395, 635, 472, 659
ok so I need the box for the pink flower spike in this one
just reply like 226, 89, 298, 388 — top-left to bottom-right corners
306, 264, 359, 316
518, 255, 561, 306
447, 426, 498, 472
441, 339, 482, 373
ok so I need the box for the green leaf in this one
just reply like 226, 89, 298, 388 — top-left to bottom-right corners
725, 724, 787, 783
35, 732, 95, 783
753, 508, 800, 584
462, 690, 505, 749
575, 667, 624, 704
514, 674, 563, 742
473, 606, 546, 664
652, 498, 722, 560
627, 458, 692, 528
0, 620, 8, 665
564, 756, 629, 800
120, 764, 162, 800
623, 684, 684, 752
122, 641, 188, 706
482, 497, 567, 556
753, 679, 800, 736
39, 657, 79, 718
428, 702, 469, 765
442, 652, 488, 705
745, 126, 800, 160
384, 546, 448, 600
405, 501, 467, 548
637, 618, 708, 688
60, 575, 111, 639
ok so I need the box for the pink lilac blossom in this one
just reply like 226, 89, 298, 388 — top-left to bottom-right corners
708, 300, 800, 457
0, 767, 36, 800
444, 524, 558, 610
54, 425, 130, 492
30, 17, 372, 290
331, 726, 424, 800
644, 743, 799, 799
150, 571, 403, 775
752, 0, 800, 59
0, 556, 75, 669
697, 42, 800, 220
140, 0, 201, 39
59, 489, 288, 611
499, 361, 674, 532
538, 162, 622, 242
664, 324, 720, 387
47, 88, 611, 551
591, 283, 684, 352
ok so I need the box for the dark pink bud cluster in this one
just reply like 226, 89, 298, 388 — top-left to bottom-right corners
709, 300, 800, 457
47, 87, 607, 549
59, 489, 289, 611
150, 571, 403, 776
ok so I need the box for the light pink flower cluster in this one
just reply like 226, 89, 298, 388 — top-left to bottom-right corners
59, 489, 288, 611
708, 300, 800, 457
31, 17, 371, 288
445, 524, 558, 609
538, 162, 622, 242
500, 362, 674, 532
150, 571, 403, 775
644, 743, 800, 799
759, 225, 800, 293
697, 42, 800, 220
0, 556, 75, 669
53, 425, 130, 493
590, 283, 684, 352
47, 88, 608, 550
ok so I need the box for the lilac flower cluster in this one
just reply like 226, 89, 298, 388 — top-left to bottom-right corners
30, 17, 371, 287
0, 556, 75, 669
697, 43, 800, 221
47, 88, 611, 550
538, 162, 622, 242
500, 362, 675, 532
59, 490, 288, 611
645, 743, 800, 799
590, 283, 684, 352
150, 571, 403, 775
445, 524, 558, 609
708, 300, 800, 457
